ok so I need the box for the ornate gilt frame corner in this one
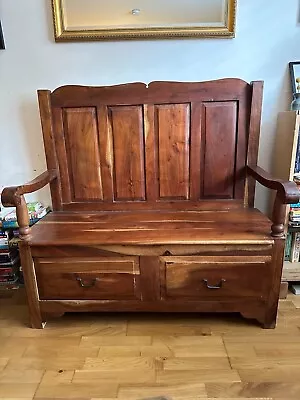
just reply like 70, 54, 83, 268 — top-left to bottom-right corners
51, 0, 237, 42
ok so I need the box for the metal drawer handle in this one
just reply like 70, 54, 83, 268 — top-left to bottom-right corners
75, 277, 99, 288
203, 279, 226, 289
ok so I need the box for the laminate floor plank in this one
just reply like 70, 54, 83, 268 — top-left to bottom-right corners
0, 289, 299, 400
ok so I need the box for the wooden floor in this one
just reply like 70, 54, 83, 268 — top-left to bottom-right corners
1, 291, 300, 400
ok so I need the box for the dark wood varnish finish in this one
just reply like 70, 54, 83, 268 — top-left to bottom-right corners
157, 104, 190, 200
202, 102, 237, 199
35, 257, 141, 300
1, 79, 299, 329
63, 108, 103, 201
109, 106, 146, 201
162, 256, 271, 299
27, 209, 273, 246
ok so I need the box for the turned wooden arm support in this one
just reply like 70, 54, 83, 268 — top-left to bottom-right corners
1, 169, 57, 239
247, 165, 300, 238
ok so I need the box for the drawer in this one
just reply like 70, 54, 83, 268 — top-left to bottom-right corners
35, 257, 141, 300
161, 256, 272, 299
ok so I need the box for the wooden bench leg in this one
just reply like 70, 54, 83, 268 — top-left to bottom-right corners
19, 242, 45, 329
256, 307, 277, 329
259, 239, 285, 329
241, 310, 277, 329
261, 319, 276, 329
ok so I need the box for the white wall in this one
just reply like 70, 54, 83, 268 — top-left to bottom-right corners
1, 0, 300, 212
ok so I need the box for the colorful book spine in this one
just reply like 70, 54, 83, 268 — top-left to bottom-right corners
285, 232, 292, 261
291, 232, 300, 262
290, 202, 300, 208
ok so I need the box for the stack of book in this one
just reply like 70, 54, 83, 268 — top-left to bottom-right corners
289, 201, 300, 228
0, 230, 20, 286
0, 201, 50, 289
285, 202, 300, 262
2, 201, 48, 229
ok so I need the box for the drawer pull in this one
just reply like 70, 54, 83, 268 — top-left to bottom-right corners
75, 277, 99, 288
203, 279, 226, 289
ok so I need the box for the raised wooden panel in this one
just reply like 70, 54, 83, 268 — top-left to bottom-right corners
144, 105, 159, 201
109, 106, 146, 201
156, 104, 190, 200
44, 80, 261, 210
190, 102, 202, 200
202, 102, 237, 199
63, 108, 103, 201
52, 108, 72, 203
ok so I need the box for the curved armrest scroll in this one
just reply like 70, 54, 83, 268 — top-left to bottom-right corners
1, 170, 57, 239
247, 165, 299, 204
247, 165, 300, 238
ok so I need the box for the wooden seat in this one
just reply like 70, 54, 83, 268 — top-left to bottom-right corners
2, 79, 299, 329
29, 209, 272, 246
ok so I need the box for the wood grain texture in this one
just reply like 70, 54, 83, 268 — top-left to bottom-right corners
64, 107, 103, 201
38, 79, 262, 208
202, 102, 237, 199
247, 81, 264, 207
1, 79, 292, 331
35, 257, 141, 301
38, 90, 62, 210
1, 290, 300, 399
190, 102, 202, 200
139, 256, 161, 301
247, 165, 300, 237
52, 107, 72, 203
18, 242, 45, 329
50, 79, 250, 107
163, 256, 271, 299
97, 105, 114, 201
156, 104, 190, 199
109, 106, 146, 201
1, 170, 57, 238
28, 209, 273, 246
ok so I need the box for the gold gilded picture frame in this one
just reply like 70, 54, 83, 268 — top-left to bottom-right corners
51, 0, 237, 41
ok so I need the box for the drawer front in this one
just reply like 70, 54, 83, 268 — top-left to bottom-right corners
35, 257, 141, 300
161, 256, 272, 299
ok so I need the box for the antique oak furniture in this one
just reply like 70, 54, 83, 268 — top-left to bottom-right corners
2, 79, 299, 329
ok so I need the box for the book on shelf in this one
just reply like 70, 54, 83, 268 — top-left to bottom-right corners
290, 210, 300, 216
0, 264, 19, 277
0, 274, 18, 285
291, 232, 300, 262
3, 202, 48, 222
294, 129, 300, 174
0, 240, 8, 249
0, 254, 20, 267
0, 250, 19, 264
1, 203, 50, 229
290, 218, 300, 223
289, 220, 300, 227
0, 201, 49, 290
285, 232, 292, 261
290, 202, 300, 209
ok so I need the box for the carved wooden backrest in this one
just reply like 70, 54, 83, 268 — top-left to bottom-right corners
38, 79, 263, 211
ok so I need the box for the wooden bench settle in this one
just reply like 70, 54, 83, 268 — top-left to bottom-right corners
2, 78, 299, 328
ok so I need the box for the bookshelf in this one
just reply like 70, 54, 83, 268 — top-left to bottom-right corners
274, 111, 300, 282
0, 202, 49, 289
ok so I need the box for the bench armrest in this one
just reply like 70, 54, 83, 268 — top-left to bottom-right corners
247, 165, 299, 238
1, 170, 57, 239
